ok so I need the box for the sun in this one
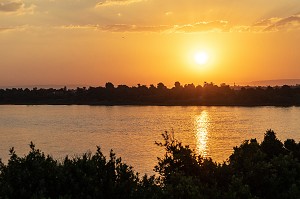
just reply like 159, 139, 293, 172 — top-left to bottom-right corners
194, 52, 209, 65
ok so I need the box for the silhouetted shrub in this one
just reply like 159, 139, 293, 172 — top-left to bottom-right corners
154, 130, 300, 199
0, 144, 159, 199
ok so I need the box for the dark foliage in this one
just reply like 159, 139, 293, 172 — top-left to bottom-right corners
1, 82, 300, 105
0, 144, 160, 199
155, 130, 300, 199
0, 130, 300, 198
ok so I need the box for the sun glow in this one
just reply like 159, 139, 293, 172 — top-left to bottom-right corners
194, 51, 209, 65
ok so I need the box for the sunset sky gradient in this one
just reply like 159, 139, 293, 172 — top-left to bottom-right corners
1, 0, 300, 87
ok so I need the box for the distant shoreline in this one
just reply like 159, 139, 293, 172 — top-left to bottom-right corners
1, 83, 300, 107
0, 102, 298, 107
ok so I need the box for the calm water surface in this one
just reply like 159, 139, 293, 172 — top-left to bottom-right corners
0, 105, 300, 174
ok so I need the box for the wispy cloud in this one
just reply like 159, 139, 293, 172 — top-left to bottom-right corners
3, 14, 300, 34
0, 25, 30, 33
92, 16, 300, 33
252, 18, 281, 27
0, 1, 23, 12
58, 24, 99, 30
95, 21, 230, 33
0, 0, 36, 15
225, 14, 300, 33
263, 14, 300, 32
100, 24, 171, 32
175, 21, 229, 33
229, 26, 250, 33
96, 0, 143, 7
0, 27, 13, 32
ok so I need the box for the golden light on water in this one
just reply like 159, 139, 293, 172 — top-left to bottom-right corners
195, 110, 209, 157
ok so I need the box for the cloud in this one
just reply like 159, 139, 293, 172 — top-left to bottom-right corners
0, 1, 23, 12
96, 18, 300, 33
0, 27, 12, 32
4, 14, 300, 35
0, 1, 36, 15
99, 21, 230, 33
55, 21, 238, 33
175, 21, 229, 33
242, 14, 300, 32
96, 0, 143, 7
0, 25, 30, 33
229, 26, 250, 33
263, 14, 300, 32
224, 14, 300, 33
58, 24, 99, 31
252, 18, 281, 27
56, 24, 172, 33
100, 24, 171, 32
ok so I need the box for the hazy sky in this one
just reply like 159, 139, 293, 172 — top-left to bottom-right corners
1, 0, 300, 87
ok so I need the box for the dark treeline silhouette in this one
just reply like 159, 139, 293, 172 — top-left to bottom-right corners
1, 82, 300, 106
1, 130, 300, 198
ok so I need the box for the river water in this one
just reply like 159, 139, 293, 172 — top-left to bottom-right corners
0, 105, 299, 174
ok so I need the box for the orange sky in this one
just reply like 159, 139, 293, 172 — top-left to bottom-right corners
1, 0, 300, 87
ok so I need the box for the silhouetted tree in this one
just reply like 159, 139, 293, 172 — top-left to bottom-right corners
261, 129, 285, 158
1, 83, 300, 106
174, 81, 182, 89
157, 83, 167, 90
105, 82, 115, 89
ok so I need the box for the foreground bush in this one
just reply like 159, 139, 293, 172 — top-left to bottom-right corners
0, 144, 161, 199
156, 130, 300, 199
0, 130, 300, 199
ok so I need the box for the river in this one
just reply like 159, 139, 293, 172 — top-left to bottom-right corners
0, 105, 299, 174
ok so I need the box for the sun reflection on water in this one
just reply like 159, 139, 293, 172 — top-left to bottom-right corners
195, 110, 210, 157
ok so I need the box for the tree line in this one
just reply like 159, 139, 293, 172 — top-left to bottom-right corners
1, 130, 300, 198
1, 82, 300, 106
